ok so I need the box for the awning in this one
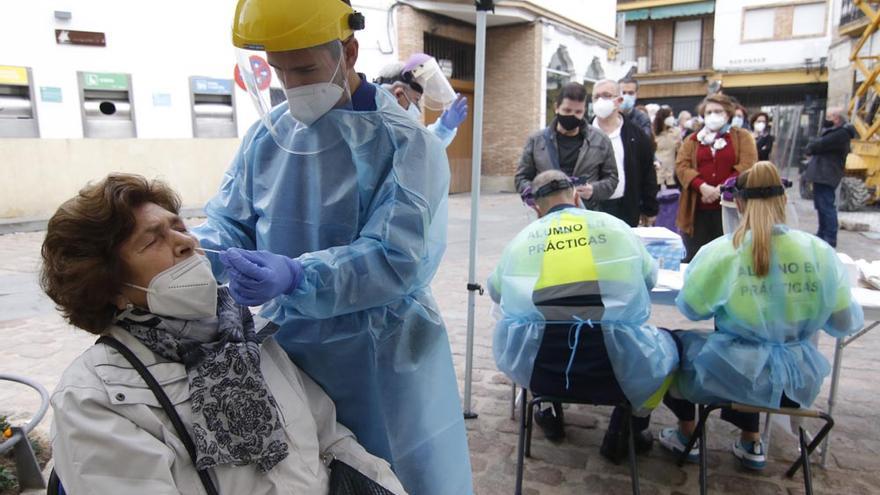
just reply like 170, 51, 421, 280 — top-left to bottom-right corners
625, 1, 714, 21
624, 9, 649, 21
651, 1, 715, 20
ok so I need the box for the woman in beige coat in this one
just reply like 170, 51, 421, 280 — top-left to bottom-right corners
42, 174, 406, 495
654, 106, 682, 189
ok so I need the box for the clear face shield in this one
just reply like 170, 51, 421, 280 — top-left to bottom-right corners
407, 57, 456, 111
235, 39, 352, 154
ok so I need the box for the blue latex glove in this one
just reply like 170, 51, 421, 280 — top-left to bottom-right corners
440, 94, 468, 130
219, 248, 304, 306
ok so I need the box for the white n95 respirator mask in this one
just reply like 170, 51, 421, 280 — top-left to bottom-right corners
285, 83, 345, 127
125, 254, 218, 320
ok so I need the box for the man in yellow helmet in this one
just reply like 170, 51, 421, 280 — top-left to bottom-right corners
193, 1, 473, 493
490, 170, 679, 464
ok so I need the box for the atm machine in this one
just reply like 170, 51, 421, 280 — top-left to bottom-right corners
0, 65, 40, 138
78, 71, 136, 138
189, 76, 237, 138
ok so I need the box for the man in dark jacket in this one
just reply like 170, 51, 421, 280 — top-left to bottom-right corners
804, 107, 856, 247
619, 77, 652, 138
515, 82, 619, 210
591, 79, 659, 227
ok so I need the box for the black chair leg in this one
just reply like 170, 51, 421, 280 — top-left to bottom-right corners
515, 388, 528, 495
786, 412, 833, 478
525, 395, 536, 458
698, 405, 711, 495
799, 427, 813, 495
626, 407, 641, 495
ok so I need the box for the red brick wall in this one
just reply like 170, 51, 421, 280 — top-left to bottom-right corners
483, 22, 542, 177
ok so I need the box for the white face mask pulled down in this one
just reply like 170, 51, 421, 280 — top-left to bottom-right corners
124, 254, 218, 320
284, 57, 346, 127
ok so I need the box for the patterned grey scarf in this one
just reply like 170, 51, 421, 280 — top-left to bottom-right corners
116, 288, 289, 472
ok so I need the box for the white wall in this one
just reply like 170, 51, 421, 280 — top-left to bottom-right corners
1, 0, 400, 139
714, 0, 832, 72
533, 0, 617, 39
540, 23, 630, 124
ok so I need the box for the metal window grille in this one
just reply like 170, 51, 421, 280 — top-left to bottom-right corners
423, 33, 476, 81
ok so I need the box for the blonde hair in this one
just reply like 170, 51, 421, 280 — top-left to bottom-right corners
732, 161, 787, 277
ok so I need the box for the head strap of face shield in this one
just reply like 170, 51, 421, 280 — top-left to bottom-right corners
533, 179, 574, 200
737, 185, 785, 199
373, 70, 424, 94
728, 173, 786, 199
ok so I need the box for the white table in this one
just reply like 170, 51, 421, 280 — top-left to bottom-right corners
650, 268, 880, 467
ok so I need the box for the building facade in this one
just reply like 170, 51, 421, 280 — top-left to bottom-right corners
0, 0, 621, 219
616, 0, 831, 118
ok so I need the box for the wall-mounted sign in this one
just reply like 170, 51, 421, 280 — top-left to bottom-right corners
82, 72, 128, 91
233, 55, 272, 91
192, 77, 233, 95
56, 29, 106, 47
40, 86, 63, 102
0, 65, 29, 86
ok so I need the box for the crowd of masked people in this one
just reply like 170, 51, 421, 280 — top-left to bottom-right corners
506, 77, 863, 472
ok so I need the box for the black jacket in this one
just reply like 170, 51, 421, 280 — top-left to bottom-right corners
804, 124, 856, 187
601, 115, 659, 227
756, 133, 774, 161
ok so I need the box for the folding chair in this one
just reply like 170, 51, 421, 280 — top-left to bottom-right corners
676, 403, 834, 495
514, 388, 641, 495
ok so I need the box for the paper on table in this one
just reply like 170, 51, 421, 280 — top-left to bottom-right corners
632, 226, 681, 242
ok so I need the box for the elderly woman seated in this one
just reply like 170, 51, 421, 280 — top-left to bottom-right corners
42, 173, 405, 494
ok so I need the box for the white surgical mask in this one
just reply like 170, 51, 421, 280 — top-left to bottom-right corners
754, 122, 766, 133
683, 119, 694, 130
705, 112, 727, 132
284, 58, 345, 127
592, 98, 616, 119
125, 255, 218, 320
731, 116, 744, 128
664, 116, 676, 128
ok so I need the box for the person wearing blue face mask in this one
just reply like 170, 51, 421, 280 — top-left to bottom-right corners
618, 77, 652, 138
375, 55, 468, 148
191, 0, 473, 493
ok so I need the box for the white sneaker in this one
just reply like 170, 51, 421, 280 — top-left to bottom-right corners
733, 439, 767, 471
658, 427, 700, 463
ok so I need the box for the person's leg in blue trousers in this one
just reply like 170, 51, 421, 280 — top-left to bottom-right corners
812, 183, 838, 248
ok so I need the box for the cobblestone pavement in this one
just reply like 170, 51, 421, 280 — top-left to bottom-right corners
2, 193, 879, 494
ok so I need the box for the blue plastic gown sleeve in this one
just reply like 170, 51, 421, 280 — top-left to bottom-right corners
427, 118, 457, 148
270, 125, 450, 320
823, 248, 864, 338
192, 124, 260, 279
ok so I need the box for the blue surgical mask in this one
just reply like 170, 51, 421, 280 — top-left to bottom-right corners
403, 94, 422, 121
731, 116, 744, 128
620, 94, 636, 111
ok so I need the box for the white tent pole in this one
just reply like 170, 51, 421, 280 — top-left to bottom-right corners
463, 1, 491, 419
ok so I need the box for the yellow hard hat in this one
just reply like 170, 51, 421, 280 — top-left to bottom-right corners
232, 0, 365, 52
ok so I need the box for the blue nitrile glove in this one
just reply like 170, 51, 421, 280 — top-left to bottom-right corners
440, 94, 468, 130
219, 248, 304, 307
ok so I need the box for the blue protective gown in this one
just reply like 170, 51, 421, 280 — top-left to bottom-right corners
488, 206, 679, 409
675, 225, 864, 408
193, 84, 473, 495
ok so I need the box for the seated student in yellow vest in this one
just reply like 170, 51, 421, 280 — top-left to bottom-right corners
488, 170, 680, 463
